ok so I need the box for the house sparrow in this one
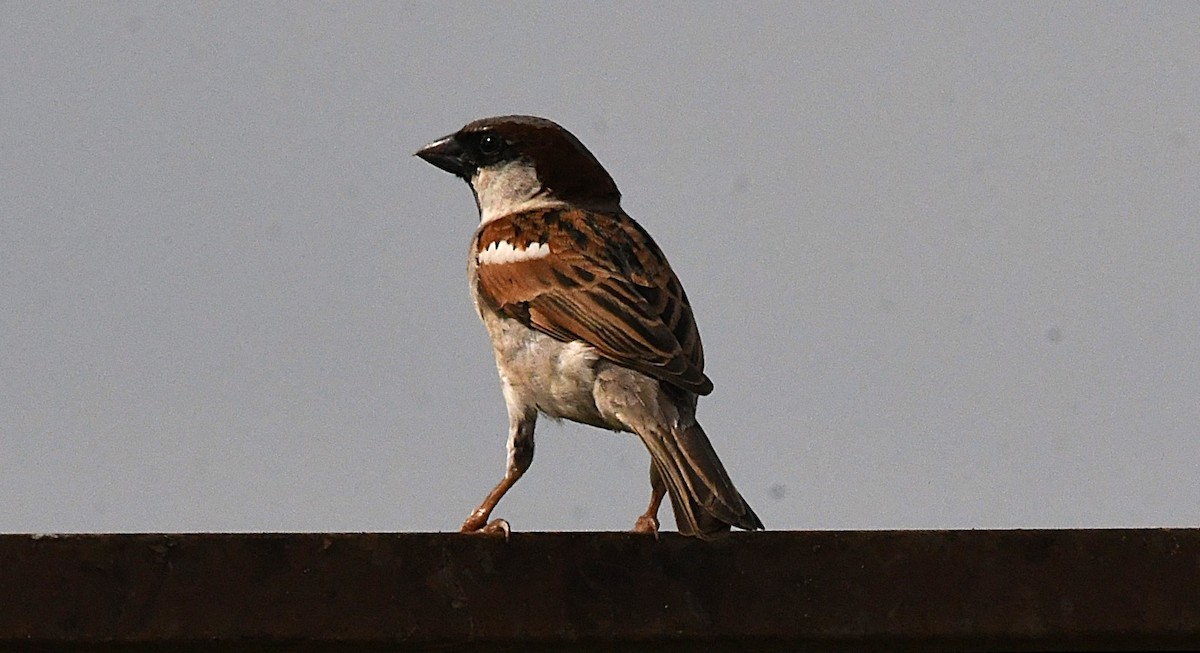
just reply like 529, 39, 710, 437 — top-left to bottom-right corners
416, 115, 763, 539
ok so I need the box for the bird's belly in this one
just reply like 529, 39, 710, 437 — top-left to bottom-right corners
483, 316, 618, 429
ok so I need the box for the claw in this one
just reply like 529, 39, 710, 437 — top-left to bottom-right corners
632, 514, 660, 540
460, 507, 490, 533
462, 518, 511, 540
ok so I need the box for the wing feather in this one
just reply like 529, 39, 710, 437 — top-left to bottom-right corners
474, 208, 712, 395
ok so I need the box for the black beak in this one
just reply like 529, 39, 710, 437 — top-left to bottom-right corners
415, 134, 469, 178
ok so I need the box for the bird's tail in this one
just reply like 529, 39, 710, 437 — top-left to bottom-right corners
642, 419, 764, 539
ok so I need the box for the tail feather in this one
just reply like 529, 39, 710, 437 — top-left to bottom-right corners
640, 420, 764, 539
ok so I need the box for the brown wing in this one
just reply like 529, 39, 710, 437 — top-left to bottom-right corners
474, 207, 712, 395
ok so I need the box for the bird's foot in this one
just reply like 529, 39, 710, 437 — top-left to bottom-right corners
470, 519, 511, 538
461, 511, 511, 539
632, 514, 660, 540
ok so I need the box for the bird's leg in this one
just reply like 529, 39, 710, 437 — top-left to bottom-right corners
460, 477, 516, 537
632, 460, 666, 538
461, 399, 535, 537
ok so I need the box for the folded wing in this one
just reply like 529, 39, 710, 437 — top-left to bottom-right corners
474, 208, 712, 396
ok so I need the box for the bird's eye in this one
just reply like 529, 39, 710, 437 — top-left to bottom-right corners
478, 133, 503, 156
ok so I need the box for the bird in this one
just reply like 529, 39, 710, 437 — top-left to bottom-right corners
415, 115, 763, 539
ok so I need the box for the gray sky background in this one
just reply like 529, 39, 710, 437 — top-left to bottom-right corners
2, 3, 1198, 534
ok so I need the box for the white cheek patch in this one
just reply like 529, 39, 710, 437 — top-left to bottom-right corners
478, 240, 551, 265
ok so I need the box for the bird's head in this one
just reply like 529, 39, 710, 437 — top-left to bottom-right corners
416, 115, 621, 222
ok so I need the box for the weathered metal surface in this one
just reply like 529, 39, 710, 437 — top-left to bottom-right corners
0, 530, 1197, 651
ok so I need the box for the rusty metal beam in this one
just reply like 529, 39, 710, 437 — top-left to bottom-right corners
1, 530, 1197, 651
